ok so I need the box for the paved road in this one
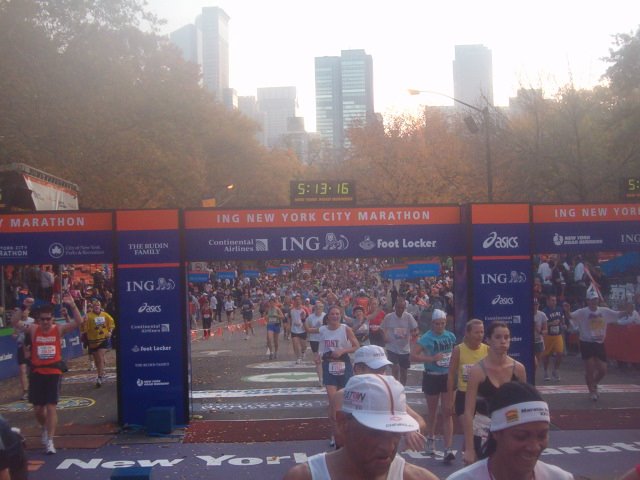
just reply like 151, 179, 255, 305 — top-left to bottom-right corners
1, 321, 639, 479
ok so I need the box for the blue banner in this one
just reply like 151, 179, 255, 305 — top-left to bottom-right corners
472, 224, 531, 257
188, 272, 210, 283
241, 269, 260, 278
471, 258, 534, 380
407, 262, 441, 278
117, 231, 181, 264
61, 327, 83, 361
0, 231, 114, 264
117, 265, 186, 426
0, 334, 19, 381
116, 210, 188, 427
381, 268, 410, 280
216, 270, 237, 280
185, 224, 466, 260
533, 221, 640, 253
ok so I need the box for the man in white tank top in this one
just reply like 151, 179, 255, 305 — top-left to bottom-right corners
283, 374, 439, 480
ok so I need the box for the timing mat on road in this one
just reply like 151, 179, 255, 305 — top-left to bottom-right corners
191, 384, 640, 399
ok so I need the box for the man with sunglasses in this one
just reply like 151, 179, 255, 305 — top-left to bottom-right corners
12, 294, 83, 454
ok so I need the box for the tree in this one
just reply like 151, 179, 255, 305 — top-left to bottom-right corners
0, 0, 303, 209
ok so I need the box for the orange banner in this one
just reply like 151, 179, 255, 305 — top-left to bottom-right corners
185, 206, 460, 229
471, 204, 530, 224
533, 204, 640, 223
116, 210, 179, 231
0, 211, 112, 233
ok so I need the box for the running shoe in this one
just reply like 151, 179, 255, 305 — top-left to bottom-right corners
425, 436, 435, 455
41, 428, 48, 446
20, 391, 28, 401
329, 435, 335, 447
46, 439, 56, 455
268, 352, 273, 360
96, 376, 103, 388
296, 358, 301, 365
443, 449, 455, 464
552, 371, 560, 382
543, 373, 551, 382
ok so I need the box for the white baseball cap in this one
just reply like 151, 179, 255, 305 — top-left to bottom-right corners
354, 345, 392, 370
432, 309, 447, 320
341, 374, 419, 433
586, 289, 599, 300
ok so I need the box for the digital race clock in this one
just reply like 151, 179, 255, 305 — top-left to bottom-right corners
623, 177, 640, 200
290, 181, 355, 206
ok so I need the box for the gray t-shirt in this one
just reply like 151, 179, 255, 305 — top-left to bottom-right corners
381, 311, 417, 354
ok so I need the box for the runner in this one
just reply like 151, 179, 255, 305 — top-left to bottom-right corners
265, 296, 284, 360
333, 345, 427, 452
223, 294, 235, 324
446, 319, 488, 457
463, 321, 526, 465
348, 305, 370, 346
83, 299, 115, 388
284, 374, 439, 480
542, 294, 566, 382
290, 295, 308, 364
239, 291, 255, 339
316, 305, 359, 447
412, 309, 457, 463
447, 381, 573, 479
565, 289, 623, 401
305, 300, 325, 386
367, 297, 387, 348
12, 295, 83, 454
533, 298, 548, 379
201, 296, 214, 340
381, 297, 418, 386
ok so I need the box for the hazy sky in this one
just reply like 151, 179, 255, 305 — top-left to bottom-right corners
146, 0, 639, 131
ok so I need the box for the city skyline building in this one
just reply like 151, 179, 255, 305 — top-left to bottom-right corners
315, 49, 374, 152
257, 86, 299, 148
453, 44, 494, 109
170, 7, 230, 103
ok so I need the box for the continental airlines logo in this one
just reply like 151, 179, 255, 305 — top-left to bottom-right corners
207, 239, 268, 253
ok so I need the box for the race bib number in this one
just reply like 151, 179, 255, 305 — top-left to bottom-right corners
393, 327, 408, 339
37, 345, 57, 360
369, 324, 380, 332
95, 316, 106, 327
203, 314, 211, 319
436, 352, 451, 368
329, 361, 346, 376
462, 364, 472, 383
549, 325, 560, 335
589, 315, 606, 341
473, 413, 491, 440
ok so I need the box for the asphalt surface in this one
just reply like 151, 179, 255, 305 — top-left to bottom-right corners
1, 320, 639, 479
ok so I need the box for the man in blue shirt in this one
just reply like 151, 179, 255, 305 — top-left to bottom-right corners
412, 309, 457, 463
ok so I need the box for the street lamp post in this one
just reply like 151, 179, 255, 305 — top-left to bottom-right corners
408, 89, 493, 202
201, 183, 235, 208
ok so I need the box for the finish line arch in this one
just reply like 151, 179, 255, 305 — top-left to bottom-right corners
2, 203, 639, 427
